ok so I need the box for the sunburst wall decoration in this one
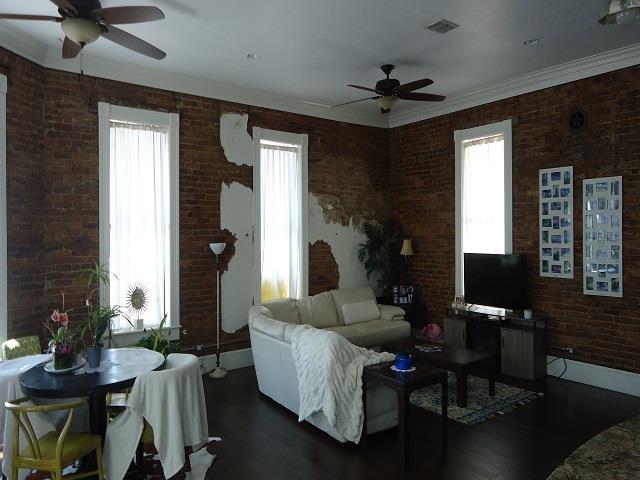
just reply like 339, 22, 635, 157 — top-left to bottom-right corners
126, 282, 149, 329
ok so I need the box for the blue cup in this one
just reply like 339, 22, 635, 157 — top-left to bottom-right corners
395, 352, 413, 370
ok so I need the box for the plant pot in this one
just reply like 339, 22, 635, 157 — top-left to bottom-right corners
53, 350, 74, 370
86, 346, 102, 368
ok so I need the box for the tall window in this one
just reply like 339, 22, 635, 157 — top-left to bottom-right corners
99, 104, 179, 331
253, 128, 308, 303
455, 120, 512, 296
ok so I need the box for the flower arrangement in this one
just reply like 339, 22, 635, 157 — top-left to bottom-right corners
44, 293, 77, 370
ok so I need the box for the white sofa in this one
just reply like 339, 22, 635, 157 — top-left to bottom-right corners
249, 287, 411, 442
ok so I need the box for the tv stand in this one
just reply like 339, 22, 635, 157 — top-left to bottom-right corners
444, 306, 546, 380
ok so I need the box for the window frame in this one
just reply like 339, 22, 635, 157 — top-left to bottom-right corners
0, 75, 6, 343
98, 102, 180, 336
252, 127, 309, 305
454, 119, 513, 297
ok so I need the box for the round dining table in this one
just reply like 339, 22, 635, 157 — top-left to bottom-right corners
19, 348, 164, 439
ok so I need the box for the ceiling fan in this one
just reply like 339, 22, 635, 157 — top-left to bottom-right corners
334, 64, 445, 113
0, 0, 166, 60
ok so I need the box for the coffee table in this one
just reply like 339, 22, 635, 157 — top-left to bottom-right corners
383, 338, 496, 408
363, 360, 447, 472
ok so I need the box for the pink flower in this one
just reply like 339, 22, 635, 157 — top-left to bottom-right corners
50, 309, 69, 327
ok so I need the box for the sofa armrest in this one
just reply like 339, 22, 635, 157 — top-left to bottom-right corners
378, 304, 406, 322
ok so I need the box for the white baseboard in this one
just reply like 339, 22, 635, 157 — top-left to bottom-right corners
199, 348, 254, 374
547, 355, 640, 397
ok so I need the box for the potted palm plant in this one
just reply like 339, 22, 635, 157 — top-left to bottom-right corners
357, 220, 406, 298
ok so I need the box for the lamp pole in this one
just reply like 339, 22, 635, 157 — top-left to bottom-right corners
209, 243, 227, 379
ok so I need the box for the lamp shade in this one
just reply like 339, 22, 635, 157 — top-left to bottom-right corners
400, 239, 414, 256
61, 18, 102, 45
599, 0, 640, 24
378, 96, 399, 112
209, 242, 226, 255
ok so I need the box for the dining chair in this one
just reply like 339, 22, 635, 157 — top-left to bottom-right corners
104, 353, 213, 480
5, 397, 104, 480
1, 337, 41, 361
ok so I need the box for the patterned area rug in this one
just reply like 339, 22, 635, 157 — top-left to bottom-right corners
410, 372, 541, 425
547, 415, 640, 480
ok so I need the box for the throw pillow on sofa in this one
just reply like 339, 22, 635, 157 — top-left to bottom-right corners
296, 291, 340, 328
331, 287, 378, 325
341, 300, 381, 326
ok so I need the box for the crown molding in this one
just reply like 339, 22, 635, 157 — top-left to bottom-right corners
389, 43, 640, 128
0, 23, 387, 129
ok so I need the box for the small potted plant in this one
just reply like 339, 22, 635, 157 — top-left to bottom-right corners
81, 262, 128, 368
44, 294, 76, 370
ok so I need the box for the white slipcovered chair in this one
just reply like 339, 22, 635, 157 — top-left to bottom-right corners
103, 353, 214, 480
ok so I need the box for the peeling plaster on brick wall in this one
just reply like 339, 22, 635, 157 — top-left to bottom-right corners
219, 112, 254, 333
220, 113, 253, 167
309, 193, 377, 294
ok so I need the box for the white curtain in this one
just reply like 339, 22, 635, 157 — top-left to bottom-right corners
260, 142, 302, 302
462, 134, 506, 255
109, 121, 170, 329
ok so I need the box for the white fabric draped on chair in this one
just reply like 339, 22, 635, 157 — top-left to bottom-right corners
104, 353, 214, 480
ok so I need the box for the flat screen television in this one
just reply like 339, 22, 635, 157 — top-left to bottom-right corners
464, 253, 527, 310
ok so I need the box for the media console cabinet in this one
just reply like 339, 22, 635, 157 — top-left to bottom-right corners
444, 306, 546, 381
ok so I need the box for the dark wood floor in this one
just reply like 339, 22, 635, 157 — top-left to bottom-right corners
202, 367, 640, 480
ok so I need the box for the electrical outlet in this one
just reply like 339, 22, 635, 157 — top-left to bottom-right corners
566, 347, 576, 355
196, 344, 204, 351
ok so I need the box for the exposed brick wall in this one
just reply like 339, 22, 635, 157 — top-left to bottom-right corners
2, 47, 389, 351
2, 50, 45, 342
389, 65, 640, 374
309, 241, 340, 295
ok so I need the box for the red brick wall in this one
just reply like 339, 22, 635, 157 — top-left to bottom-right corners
3, 47, 389, 351
389, 66, 640, 373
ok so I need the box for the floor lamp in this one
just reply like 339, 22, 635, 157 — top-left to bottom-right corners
209, 242, 227, 379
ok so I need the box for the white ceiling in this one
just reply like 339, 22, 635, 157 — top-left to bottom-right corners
1, 0, 640, 122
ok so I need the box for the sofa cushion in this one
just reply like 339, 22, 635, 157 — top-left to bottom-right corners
351, 319, 411, 347
341, 300, 380, 326
331, 287, 377, 325
262, 299, 300, 324
296, 291, 340, 328
324, 325, 366, 347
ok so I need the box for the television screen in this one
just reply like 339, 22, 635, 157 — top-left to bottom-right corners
464, 253, 527, 310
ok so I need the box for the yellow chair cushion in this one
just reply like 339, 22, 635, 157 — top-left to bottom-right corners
20, 431, 101, 464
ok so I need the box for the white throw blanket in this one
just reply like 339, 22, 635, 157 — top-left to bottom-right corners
291, 325, 395, 443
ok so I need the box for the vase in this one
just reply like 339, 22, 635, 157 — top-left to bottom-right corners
86, 346, 102, 368
52, 349, 74, 370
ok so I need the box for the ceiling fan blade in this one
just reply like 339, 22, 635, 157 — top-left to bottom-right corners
0, 14, 62, 22
102, 25, 166, 60
347, 84, 382, 94
49, 0, 77, 15
62, 37, 81, 59
397, 92, 446, 102
394, 78, 434, 93
332, 96, 380, 108
92, 6, 165, 25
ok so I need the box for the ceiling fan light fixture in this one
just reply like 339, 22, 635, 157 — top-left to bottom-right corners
378, 95, 399, 112
599, 0, 640, 24
62, 18, 101, 45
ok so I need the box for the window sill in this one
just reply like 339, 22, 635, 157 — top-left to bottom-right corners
107, 326, 180, 347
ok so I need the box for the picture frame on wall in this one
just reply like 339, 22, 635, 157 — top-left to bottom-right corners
393, 284, 415, 305
583, 176, 623, 297
539, 166, 573, 278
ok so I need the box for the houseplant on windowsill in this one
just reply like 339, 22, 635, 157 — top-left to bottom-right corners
136, 313, 182, 357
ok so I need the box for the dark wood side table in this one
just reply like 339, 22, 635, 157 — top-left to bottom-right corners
384, 338, 496, 408
363, 360, 447, 472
